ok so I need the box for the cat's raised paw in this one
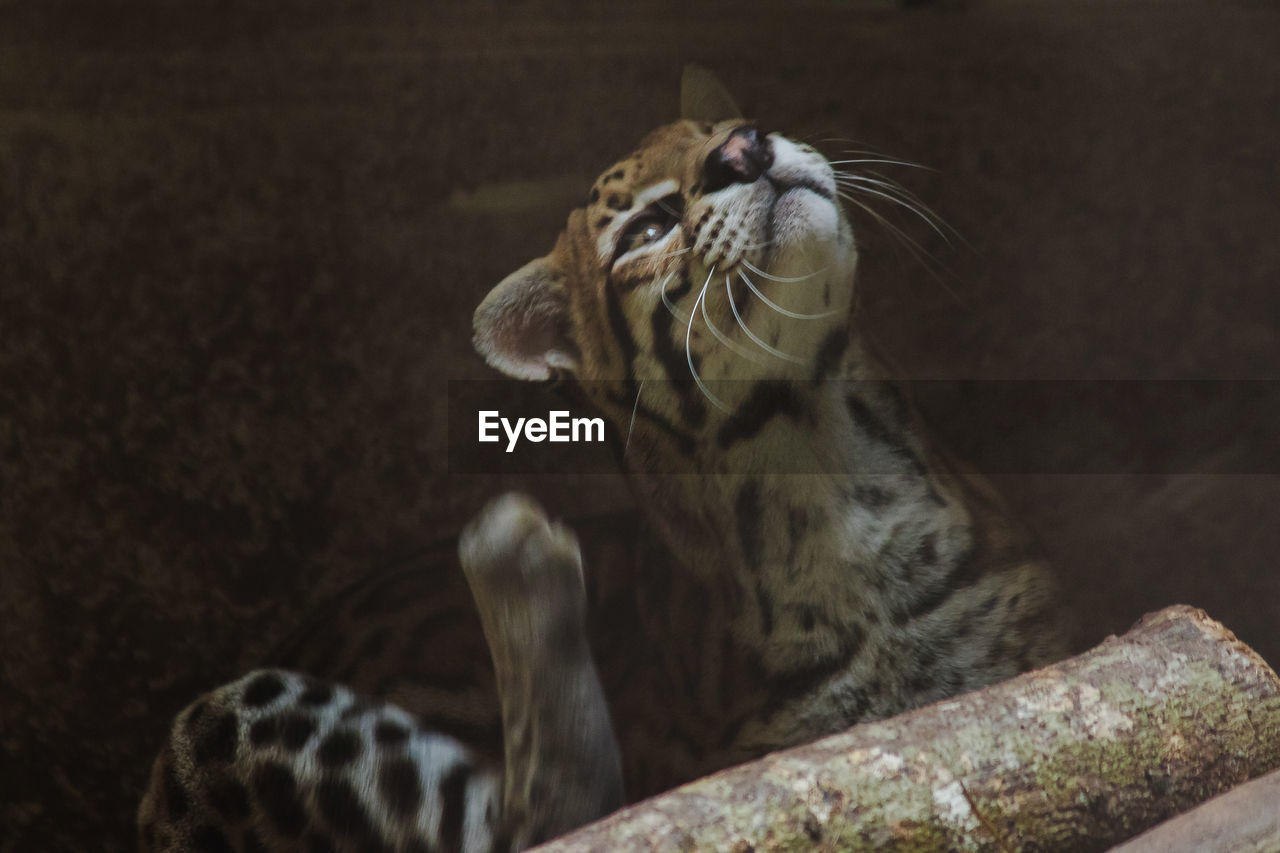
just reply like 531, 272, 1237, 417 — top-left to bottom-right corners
459, 492, 585, 611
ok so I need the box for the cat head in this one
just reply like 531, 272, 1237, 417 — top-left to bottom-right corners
474, 68, 857, 429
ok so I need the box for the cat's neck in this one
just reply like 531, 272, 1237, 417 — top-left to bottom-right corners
612, 329, 994, 665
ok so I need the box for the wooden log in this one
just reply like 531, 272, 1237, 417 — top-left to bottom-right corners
1107, 766, 1280, 853
537, 606, 1280, 852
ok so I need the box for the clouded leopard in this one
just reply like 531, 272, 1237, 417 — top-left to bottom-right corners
139, 68, 1066, 852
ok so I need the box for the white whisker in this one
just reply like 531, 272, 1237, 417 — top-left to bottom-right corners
649, 245, 694, 263
837, 171, 936, 211
701, 276, 770, 364
624, 379, 643, 453
658, 270, 690, 324
741, 258, 826, 283
836, 179, 954, 245
738, 269, 837, 320
725, 275, 805, 364
837, 189, 967, 307
846, 171, 972, 250
687, 267, 730, 411
837, 190, 940, 266
829, 157, 935, 172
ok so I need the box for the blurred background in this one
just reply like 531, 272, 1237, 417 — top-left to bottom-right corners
2, 0, 1278, 848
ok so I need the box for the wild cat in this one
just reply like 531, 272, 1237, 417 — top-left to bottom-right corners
140, 68, 1064, 852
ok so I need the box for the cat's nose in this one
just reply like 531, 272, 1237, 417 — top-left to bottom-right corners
703, 126, 773, 193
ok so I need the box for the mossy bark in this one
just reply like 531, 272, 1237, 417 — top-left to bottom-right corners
537, 606, 1280, 852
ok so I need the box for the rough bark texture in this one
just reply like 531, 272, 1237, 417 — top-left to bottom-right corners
1107, 766, 1280, 853
537, 606, 1280, 853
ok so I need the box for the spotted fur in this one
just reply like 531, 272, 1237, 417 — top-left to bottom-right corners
142, 70, 1067, 851
140, 496, 621, 852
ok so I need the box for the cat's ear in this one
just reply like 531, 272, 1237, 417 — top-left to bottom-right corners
680, 64, 742, 124
473, 256, 580, 381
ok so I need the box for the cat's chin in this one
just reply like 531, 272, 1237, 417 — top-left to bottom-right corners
763, 189, 854, 283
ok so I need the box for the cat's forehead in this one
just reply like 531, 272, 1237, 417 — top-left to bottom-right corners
586, 120, 718, 200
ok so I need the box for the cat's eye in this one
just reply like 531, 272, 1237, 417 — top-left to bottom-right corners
612, 194, 684, 266
623, 218, 671, 252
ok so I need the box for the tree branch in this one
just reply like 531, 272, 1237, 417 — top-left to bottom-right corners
538, 606, 1280, 852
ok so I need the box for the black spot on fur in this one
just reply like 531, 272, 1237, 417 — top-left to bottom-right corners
378, 755, 423, 819
437, 763, 473, 853
317, 776, 378, 841
845, 620, 867, 657
717, 381, 810, 449
906, 649, 944, 696
605, 192, 630, 210
317, 729, 363, 768
852, 484, 895, 509
596, 215, 612, 229
761, 618, 868, 720
846, 392, 941, 505
252, 762, 307, 838
279, 712, 317, 751
603, 272, 639, 383
191, 825, 234, 853
299, 682, 334, 707
799, 606, 816, 631
340, 699, 374, 721
374, 720, 411, 748
734, 481, 764, 568
755, 579, 775, 635
812, 330, 849, 383
162, 760, 189, 819
195, 711, 239, 764
588, 187, 600, 204
834, 683, 871, 724
248, 717, 278, 748
785, 506, 809, 573
894, 577, 955, 627
207, 775, 251, 823
242, 672, 286, 707
916, 533, 938, 567
608, 168, 625, 181
896, 535, 991, 626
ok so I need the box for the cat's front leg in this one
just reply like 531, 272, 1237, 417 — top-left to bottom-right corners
460, 493, 624, 850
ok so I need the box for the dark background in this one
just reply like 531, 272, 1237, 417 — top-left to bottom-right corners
3, 1, 1279, 849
